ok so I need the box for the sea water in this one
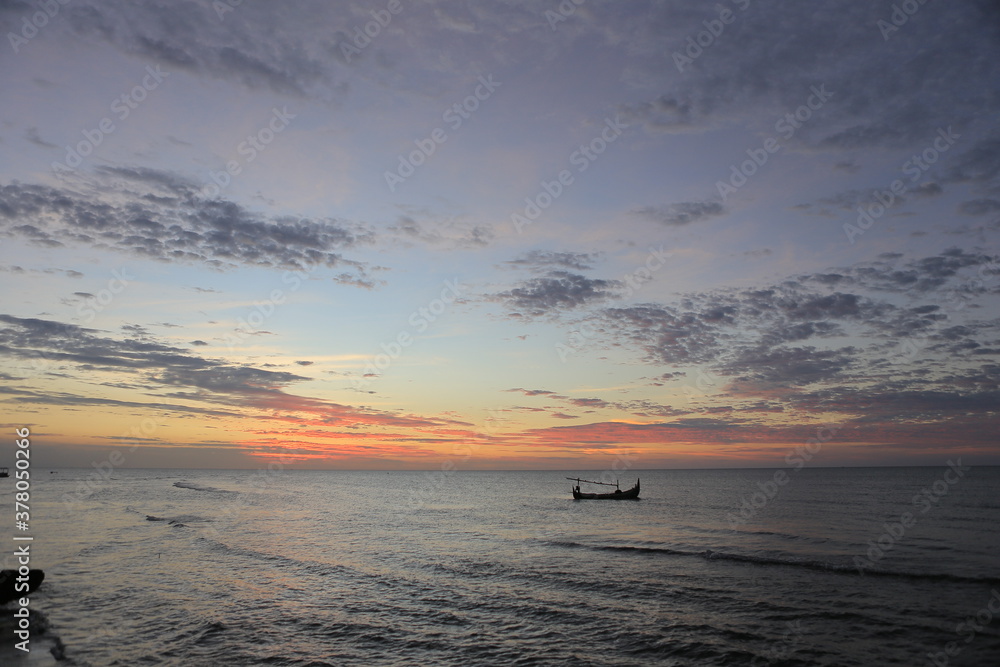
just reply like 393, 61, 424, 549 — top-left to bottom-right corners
3, 467, 999, 665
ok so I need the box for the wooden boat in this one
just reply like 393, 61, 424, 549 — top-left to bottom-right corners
568, 477, 640, 500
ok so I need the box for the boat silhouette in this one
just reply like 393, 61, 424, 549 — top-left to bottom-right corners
567, 477, 640, 500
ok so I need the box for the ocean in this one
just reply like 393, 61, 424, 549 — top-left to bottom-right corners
3, 466, 999, 666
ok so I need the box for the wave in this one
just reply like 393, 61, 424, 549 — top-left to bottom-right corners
173, 481, 236, 493
143, 513, 208, 527
545, 540, 1000, 585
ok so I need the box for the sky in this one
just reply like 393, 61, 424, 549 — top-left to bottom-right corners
1, 0, 998, 470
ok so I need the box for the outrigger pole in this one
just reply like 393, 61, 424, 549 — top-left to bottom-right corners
565, 477, 620, 489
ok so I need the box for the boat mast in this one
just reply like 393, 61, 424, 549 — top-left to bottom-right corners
566, 477, 620, 489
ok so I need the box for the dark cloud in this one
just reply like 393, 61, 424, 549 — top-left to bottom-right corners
0, 176, 377, 286
912, 182, 943, 197
789, 386, 1000, 423
24, 127, 57, 149
0, 384, 243, 419
632, 201, 725, 227
503, 250, 602, 272
0, 313, 451, 430
621, 93, 713, 133
567, 397, 609, 409
505, 388, 557, 397
4, 0, 564, 104
615, 399, 693, 418
494, 271, 622, 316
834, 160, 860, 174
51, 1, 340, 99
0, 313, 216, 374
620, 2, 998, 153
718, 345, 857, 387
958, 199, 1000, 216
800, 133, 998, 220
150, 366, 308, 394
121, 323, 150, 337
798, 248, 999, 294
93, 165, 200, 194
943, 136, 1000, 193
571, 249, 1000, 391
600, 302, 727, 366
795, 189, 904, 218
5, 0, 997, 157
388, 215, 494, 249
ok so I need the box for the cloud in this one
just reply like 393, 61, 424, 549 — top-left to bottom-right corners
493, 271, 622, 316
0, 0, 550, 104
505, 388, 557, 397
0, 175, 378, 286
0, 384, 244, 419
718, 345, 857, 387
798, 248, 999, 294
503, 250, 602, 272
794, 189, 907, 218
834, 160, 860, 174
567, 397, 609, 409
912, 182, 943, 198
789, 385, 1000, 423
5, 1, 997, 156
388, 215, 493, 249
41, 0, 344, 99
621, 93, 714, 134
620, 2, 998, 154
958, 199, 1000, 216
943, 136, 1000, 194
0, 314, 219, 384
570, 248, 1000, 392
632, 200, 726, 227
24, 127, 57, 149
512, 408, 997, 456
0, 313, 462, 432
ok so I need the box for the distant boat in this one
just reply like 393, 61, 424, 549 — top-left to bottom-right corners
567, 477, 640, 500
0, 468, 8, 478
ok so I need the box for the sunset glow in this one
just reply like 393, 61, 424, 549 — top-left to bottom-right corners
2, 1, 997, 470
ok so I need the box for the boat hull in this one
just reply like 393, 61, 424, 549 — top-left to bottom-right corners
572, 480, 640, 500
